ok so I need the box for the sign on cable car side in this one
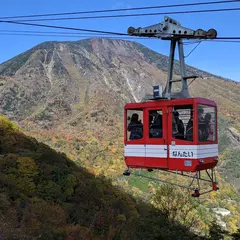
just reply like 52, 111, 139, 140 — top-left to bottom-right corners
171, 150, 194, 158
169, 144, 218, 159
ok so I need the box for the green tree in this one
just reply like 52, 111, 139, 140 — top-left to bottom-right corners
17, 157, 38, 178
151, 184, 202, 230
15, 157, 39, 196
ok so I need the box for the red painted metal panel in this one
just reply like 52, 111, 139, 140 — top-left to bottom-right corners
167, 158, 199, 172
125, 156, 168, 169
125, 157, 145, 168
144, 157, 168, 169
124, 97, 216, 110
125, 157, 217, 172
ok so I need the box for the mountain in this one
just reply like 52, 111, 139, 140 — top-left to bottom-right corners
1, 38, 240, 236
1, 38, 239, 128
0, 39, 161, 128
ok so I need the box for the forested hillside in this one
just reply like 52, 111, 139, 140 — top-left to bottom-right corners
25, 119, 240, 238
1, 114, 220, 240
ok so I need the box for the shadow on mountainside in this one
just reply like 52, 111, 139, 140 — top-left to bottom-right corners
0, 115, 207, 240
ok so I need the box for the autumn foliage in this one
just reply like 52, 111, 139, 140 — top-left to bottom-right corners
0, 115, 240, 239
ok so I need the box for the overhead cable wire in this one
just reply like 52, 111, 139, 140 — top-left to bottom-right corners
183, 40, 202, 45
0, 29, 108, 35
185, 39, 240, 43
1, 21, 240, 41
215, 37, 240, 39
0, 28, 168, 37
184, 41, 202, 58
6, 7, 240, 22
0, 0, 239, 19
0, 20, 182, 38
1, 32, 240, 43
0, 20, 129, 36
208, 39, 240, 42
0, 33, 116, 37
0, 32, 152, 40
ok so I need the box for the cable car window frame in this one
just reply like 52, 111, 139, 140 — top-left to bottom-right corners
170, 104, 195, 143
172, 104, 194, 142
125, 108, 144, 142
148, 109, 163, 139
197, 104, 217, 143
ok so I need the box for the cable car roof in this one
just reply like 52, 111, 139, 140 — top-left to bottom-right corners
124, 97, 216, 109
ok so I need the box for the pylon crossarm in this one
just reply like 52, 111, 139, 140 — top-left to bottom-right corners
128, 16, 217, 40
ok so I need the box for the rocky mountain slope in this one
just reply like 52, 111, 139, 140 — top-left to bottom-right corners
1, 39, 239, 129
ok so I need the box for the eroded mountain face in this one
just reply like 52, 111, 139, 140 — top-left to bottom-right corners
0, 38, 240, 145
0, 39, 166, 129
0, 38, 239, 129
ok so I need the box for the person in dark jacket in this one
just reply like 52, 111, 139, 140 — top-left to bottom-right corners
204, 113, 214, 141
149, 110, 162, 138
198, 108, 208, 141
128, 113, 143, 140
173, 111, 185, 140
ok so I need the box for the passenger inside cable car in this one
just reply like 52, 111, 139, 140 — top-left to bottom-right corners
172, 105, 194, 142
173, 111, 184, 140
127, 113, 143, 140
197, 106, 216, 142
149, 110, 162, 138
205, 113, 214, 141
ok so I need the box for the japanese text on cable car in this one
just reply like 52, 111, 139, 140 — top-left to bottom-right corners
172, 151, 194, 158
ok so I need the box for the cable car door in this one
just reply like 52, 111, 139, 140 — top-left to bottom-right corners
124, 108, 145, 168
167, 104, 196, 171
145, 107, 168, 169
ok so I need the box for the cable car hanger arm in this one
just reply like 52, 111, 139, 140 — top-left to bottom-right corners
127, 16, 217, 99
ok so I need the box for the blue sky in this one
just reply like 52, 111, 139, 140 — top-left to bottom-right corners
0, 0, 240, 81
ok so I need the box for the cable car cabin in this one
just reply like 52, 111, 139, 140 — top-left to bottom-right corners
124, 97, 218, 173
124, 17, 219, 195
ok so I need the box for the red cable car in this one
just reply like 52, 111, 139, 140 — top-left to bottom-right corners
123, 17, 219, 196
124, 98, 218, 172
